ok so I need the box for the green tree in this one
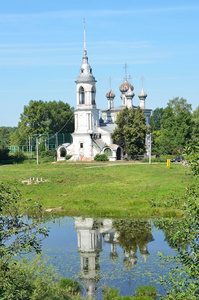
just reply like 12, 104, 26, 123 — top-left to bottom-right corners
149, 107, 165, 131
9, 128, 27, 146
112, 107, 147, 158
151, 130, 162, 155
160, 97, 193, 154
0, 183, 83, 299
191, 106, 199, 146
124, 107, 147, 158
112, 107, 129, 154
156, 146, 199, 299
18, 100, 74, 138
193, 106, 199, 120
0, 126, 17, 147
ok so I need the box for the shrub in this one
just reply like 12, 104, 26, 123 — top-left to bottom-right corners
40, 150, 57, 158
94, 154, 109, 161
13, 150, 27, 159
135, 285, 157, 297
0, 147, 10, 161
65, 155, 72, 160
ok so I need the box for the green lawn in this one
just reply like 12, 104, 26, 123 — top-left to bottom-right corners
0, 161, 194, 217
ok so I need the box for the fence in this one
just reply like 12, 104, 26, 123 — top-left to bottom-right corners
8, 133, 73, 154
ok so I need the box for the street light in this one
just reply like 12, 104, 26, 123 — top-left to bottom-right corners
36, 135, 41, 165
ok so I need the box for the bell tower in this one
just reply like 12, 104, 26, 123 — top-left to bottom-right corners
71, 21, 100, 160
74, 21, 99, 134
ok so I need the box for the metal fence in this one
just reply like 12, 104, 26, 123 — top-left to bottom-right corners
8, 133, 73, 154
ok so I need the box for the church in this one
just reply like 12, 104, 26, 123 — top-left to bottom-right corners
57, 27, 151, 162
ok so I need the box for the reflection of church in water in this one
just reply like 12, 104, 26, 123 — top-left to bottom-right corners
74, 217, 154, 298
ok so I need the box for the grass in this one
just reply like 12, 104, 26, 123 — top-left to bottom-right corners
0, 160, 194, 218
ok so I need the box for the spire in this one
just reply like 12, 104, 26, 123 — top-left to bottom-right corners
76, 21, 96, 84
83, 18, 87, 57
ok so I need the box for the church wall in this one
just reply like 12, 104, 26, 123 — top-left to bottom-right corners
72, 133, 94, 159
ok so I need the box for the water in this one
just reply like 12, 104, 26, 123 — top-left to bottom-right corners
38, 216, 177, 299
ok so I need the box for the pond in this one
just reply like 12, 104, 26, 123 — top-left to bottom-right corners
34, 216, 177, 299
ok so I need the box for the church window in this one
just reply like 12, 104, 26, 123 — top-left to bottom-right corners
80, 143, 83, 148
90, 68, 92, 73
91, 88, 95, 105
81, 68, 84, 73
79, 87, 85, 104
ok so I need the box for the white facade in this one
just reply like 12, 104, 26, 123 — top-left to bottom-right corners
57, 27, 152, 162
57, 27, 122, 162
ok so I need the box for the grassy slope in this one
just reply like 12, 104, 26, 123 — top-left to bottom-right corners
0, 161, 193, 217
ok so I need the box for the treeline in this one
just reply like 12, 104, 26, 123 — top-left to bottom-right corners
150, 97, 199, 155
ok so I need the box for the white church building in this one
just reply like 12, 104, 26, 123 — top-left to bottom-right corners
57, 27, 151, 162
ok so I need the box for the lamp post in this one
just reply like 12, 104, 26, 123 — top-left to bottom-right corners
36, 135, 41, 165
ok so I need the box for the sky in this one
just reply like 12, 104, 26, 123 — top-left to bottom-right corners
0, 0, 199, 127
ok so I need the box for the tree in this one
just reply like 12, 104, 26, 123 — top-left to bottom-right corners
0, 183, 48, 265
149, 107, 165, 131
112, 107, 147, 158
151, 130, 162, 155
191, 106, 199, 146
9, 128, 27, 146
18, 100, 74, 138
160, 97, 193, 154
155, 146, 199, 299
193, 106, 199, 120
124, 107, 147, 158
0, 126, 17, 147
0, 183, 83, 299
112, 107, 129, 154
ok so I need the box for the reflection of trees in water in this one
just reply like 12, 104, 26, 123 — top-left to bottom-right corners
113, 219, 154, 255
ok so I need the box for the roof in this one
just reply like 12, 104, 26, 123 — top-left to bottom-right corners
99, 123, 117, 133
119, 79, 134, 93
76, 56, 96, 83
101, 105, 137, 113
138, 87, 147, 98
106, 89, 115, 99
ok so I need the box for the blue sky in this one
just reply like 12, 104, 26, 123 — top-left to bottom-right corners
0, 0, 199, 126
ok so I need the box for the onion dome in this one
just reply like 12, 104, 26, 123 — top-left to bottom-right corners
119, 79, 134, 93
138, 87, 147, 98
125, 86, 135, 98
106, 89, 115, 99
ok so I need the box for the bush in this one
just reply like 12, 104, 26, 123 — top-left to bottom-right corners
0, 147, 10, 161
13, 150, 27, 159
0, 258, 81, 300
94, 154, 109, 161
40, 150, 57, 158
135, 285, 157, 297
65, 155, 72, 160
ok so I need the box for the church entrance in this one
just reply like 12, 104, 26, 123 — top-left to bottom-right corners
60, 147, 66, 157
116, 147, 121, 160
104, 148, 112, 158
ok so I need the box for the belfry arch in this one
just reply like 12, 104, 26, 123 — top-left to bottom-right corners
79, 86, 85, 104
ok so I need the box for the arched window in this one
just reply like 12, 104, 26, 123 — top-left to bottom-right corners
91, 87, 95, 105
79, 87, 85, 104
